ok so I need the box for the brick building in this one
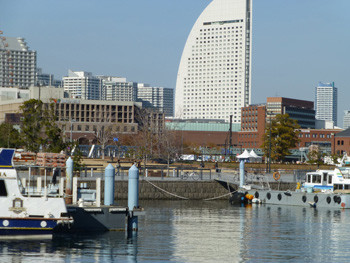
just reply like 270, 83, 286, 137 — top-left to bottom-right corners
297, 129, 342, 154
334, 128, 350, 155
238, 104, 266, 149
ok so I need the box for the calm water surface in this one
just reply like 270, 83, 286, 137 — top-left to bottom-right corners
1, 200, 350, 262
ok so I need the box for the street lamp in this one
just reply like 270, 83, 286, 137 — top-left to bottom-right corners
70, 119, 76, 143
267, 112, 273, 173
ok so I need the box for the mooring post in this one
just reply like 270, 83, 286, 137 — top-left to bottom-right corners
65, 157, 73, 204
59, 177, 64, 196
239, 159, 245, 188
73, 177, 78, 204
128, 164, 139, 232
96, 177, 101, 207
104, 164, 115, 206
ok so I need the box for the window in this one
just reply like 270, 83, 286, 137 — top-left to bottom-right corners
334, 184, 343, 190
328, 175, 332, 184
312, 175, 321, 183
307, 174, 311, 183
0, 180, 7, 196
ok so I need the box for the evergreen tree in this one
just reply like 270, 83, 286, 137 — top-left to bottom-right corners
262, 114, 300, 162
0, 123, 21, 148
19, 99, 45, 152
19, 99, 66, 153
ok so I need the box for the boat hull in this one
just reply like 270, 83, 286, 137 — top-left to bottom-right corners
247, 189, 350, 209
0, 217, 61, 239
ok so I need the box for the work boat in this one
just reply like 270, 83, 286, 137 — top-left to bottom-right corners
0, 148, 71, 239
244, 167, 350, 209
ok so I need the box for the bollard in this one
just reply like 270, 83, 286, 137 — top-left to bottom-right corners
239, 159, 245, 188
96, 177, 101, 207
128, 165, 139, 232
65, 157, 74, 204
73, 177, 78, 204
104, 164, 115, 206
59, 177, 64, 196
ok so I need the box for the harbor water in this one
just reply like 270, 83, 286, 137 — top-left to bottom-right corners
1, 200, 350, 262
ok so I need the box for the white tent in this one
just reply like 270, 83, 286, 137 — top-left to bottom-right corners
249, 150, 262, 162
237, 149, 252, 159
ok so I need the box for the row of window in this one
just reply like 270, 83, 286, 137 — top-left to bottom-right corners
64, 124, 136, 133
299, 133, 332, 139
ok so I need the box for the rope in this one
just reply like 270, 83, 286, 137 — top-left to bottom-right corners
202, 190, 237, 201
144, 180, 236, 201
144, 180, 189, 200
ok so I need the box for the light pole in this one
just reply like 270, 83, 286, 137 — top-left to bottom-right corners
70, 119, 76, 143
268, 112, 273, 173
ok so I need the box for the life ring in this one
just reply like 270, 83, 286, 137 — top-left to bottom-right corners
273, 172, 281, 181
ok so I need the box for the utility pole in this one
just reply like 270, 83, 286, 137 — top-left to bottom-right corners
229, 115, 232, 161
268, 112, 272, 173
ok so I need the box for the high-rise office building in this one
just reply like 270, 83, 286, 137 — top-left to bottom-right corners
343, 110, 350, 130
0, 37, 36, 88
137, 83, 174, 117
266, 97, 315, 129
175, 0, 252, 123
315, 82, 337, 126
63, 70, 101, 100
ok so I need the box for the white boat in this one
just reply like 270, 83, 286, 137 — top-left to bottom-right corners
0, 148, 71, 239
230, 166, 350, 209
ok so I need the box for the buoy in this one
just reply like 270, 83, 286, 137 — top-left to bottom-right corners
273, 172, 281, 181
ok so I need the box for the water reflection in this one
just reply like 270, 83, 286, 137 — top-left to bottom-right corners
1, 201, 350, 262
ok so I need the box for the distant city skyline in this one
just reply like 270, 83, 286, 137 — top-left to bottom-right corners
1, 0, 350, 126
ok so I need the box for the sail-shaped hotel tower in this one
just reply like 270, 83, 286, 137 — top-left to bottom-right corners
175, 0, 252, 123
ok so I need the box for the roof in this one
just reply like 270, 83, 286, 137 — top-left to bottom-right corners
237, 149, 252, 159
0, 37, 32, 52
335, 128, 350, 137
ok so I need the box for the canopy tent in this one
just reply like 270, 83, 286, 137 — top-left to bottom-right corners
236, 149, 252, 159
249, 150, 262, 163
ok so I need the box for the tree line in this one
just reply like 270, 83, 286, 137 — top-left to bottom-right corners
0, 99, 329, 165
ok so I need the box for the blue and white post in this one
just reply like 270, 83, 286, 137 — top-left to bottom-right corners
104, 164, 115, 206
128, 164, 139, 232
65, 157, 74, 204
239, 159, 245, 188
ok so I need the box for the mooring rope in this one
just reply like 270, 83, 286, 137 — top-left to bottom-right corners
144, 180, 189, 200
144, 180, 237, 201
202, 190, 237, 201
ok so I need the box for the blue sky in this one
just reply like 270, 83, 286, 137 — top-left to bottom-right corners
1, 0, 349, 126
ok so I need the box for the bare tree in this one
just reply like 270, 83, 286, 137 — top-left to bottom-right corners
93, 125, 114, 160
157, 129, 182, 168
130, 108, 164, 170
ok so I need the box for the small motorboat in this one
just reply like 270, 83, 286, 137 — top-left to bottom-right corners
0, 148, 71, 239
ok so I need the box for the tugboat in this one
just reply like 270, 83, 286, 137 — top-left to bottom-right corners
229, 151, 350, 209
0, 148, 71, 239
247, 167, 350, 209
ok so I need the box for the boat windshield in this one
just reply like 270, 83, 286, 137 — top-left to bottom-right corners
338, 168, 350, 179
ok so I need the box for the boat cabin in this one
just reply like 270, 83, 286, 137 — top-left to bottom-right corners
304, 167, 350, 192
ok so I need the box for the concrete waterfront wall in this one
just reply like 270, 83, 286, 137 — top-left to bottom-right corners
115, 181, 232, 200
113, 181, 297, 200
